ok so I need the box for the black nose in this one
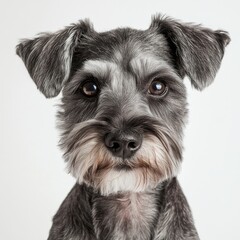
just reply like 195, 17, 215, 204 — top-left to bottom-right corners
104, 132, 142, 159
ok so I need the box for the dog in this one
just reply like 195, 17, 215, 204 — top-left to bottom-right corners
16, 14, 230, 240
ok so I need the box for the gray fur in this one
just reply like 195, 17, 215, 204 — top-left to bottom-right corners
16, 14, 230, 240
16, 20, 94, 98
150, 15, 230, 90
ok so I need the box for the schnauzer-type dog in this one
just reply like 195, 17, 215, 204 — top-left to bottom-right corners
16, 15, 230, 240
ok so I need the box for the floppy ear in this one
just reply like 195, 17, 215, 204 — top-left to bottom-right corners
16, 20, 93, 98
150, 15, 230, 90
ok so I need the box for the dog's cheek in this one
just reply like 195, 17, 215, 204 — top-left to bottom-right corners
83, 147, 115, 185
64, 133, 99, 182
141, 135, 180, 179
58, 98, 99, 134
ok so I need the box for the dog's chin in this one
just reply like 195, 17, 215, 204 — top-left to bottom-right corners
72, 159, 179, 196
85, 167, 166, 196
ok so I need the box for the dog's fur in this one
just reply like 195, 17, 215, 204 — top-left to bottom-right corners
16, 15, 230, 240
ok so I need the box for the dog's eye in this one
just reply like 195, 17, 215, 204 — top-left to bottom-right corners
148, 79, 168, 96
81, 80, 99, 97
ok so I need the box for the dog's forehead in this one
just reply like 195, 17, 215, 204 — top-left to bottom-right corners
81, 52, 174, 86
77, 28, 174, 82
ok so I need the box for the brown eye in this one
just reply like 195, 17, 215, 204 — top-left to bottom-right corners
81, 80, 99, 97
148, 79, 168, 96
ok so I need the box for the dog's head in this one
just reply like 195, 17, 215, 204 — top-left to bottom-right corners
16, 15, 230, 195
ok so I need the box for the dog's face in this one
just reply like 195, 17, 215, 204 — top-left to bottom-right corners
16, 15, 229, 195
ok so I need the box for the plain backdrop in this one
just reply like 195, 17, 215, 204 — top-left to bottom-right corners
1, 0, 240, 239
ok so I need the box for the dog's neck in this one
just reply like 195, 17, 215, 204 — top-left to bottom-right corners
91, 186, 163, 240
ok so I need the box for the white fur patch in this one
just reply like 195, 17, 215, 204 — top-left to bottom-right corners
82, 59, 116, 79
130, 53, 180, 81
62, 31, 76, 84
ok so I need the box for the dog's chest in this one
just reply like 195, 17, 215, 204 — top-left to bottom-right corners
92, 191, 158, 240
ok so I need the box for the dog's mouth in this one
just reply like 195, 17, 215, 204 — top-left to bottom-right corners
113, 156, 156, 171
113, 163, 150, 171
113, 165, 160, 176
114, 164, 132, 171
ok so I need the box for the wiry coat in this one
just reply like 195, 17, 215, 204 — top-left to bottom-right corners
16, 15, 230, 240
48, 179, 198, 240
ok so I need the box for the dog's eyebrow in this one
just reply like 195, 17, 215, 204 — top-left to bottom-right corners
129, 55, 181, 84
81, 60, 115, 80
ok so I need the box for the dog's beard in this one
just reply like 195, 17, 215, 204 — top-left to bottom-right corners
61, 118, 182, 196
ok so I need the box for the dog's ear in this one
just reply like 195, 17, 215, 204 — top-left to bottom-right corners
16, 20, 93, 98
150, 15, 230, 90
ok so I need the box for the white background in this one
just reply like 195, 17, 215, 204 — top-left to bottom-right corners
1, 0, 240, 239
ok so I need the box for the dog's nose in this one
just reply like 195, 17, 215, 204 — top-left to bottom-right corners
104, 133, 142, 159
